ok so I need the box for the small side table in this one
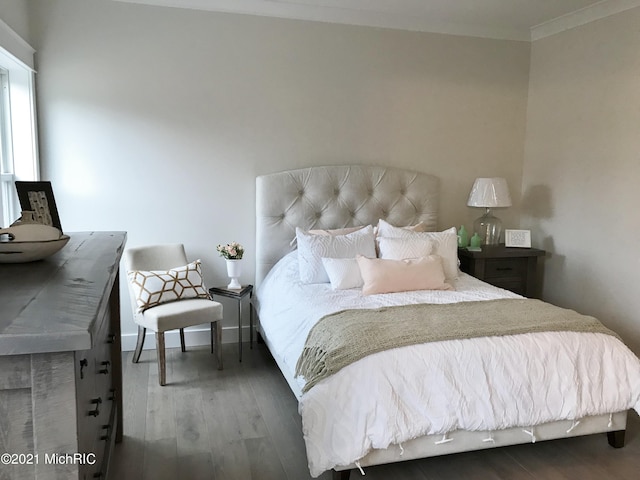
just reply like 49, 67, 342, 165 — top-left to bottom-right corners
458, 245, 545, 298
209, 285, 254, 362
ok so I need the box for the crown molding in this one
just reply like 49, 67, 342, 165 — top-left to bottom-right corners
114, 0, 640, 42
113, 0, 531, 41
531, 0, 640, 40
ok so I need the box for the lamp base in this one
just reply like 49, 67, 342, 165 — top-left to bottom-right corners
473, 210, 502, 245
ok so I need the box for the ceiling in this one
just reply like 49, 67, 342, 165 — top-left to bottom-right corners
114, 0, 640, 41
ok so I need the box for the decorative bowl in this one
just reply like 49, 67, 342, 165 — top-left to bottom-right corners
0, 235, 70, 263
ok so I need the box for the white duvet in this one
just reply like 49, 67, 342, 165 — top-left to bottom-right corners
256, 252, 640, 477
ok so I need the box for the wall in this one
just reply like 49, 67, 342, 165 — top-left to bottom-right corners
0, 0, 31, 44
522, 7, 640, 354
26, 0, 530, 348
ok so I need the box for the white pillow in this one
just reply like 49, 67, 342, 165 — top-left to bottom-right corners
321, 257, 363, 290
289, 225, 367, 247
378, 226, 459, 281
296, 225, 376, 284
377, 236, 433, 260
376, 219, 428, 237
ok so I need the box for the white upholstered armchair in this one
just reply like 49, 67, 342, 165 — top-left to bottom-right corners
124, 244, 223, 386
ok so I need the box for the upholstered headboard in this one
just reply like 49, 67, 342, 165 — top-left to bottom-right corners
255, 165, 440, 285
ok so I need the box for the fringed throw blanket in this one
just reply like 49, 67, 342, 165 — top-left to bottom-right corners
295, 298, 619, 393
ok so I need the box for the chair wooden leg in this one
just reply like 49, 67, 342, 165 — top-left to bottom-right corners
156, 332, 166, 386
179, 328, 186, 353
132, 326, 146, 363
211, 321, 223, 370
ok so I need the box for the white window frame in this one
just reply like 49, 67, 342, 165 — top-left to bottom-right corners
0, 39, 38, 228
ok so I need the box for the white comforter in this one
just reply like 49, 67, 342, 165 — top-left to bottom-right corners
257, 252, 640, 477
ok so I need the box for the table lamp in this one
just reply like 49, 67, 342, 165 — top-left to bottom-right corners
467, 177, 512, 245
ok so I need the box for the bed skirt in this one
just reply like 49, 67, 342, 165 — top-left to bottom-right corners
335, 411, 627, 474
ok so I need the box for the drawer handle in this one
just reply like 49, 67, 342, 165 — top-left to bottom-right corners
99, 361, 111, 375
108, 388, 116, 402
89, 397, 102, 417
100, 424, 110, 441
107, 334, 116, 344
496, 267, 513, 272
79, 359, 88, 379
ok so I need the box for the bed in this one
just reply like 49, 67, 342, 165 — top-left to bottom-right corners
254, 164, 640, 479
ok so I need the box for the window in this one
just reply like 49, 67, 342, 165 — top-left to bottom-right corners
0, 66, 13, 226
0, 46, 38, 227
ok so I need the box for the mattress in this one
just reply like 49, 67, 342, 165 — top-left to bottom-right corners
256, 251, 640, 477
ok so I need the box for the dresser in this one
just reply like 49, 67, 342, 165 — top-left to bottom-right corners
458, 244, 545, 298
0, 232, 126, 480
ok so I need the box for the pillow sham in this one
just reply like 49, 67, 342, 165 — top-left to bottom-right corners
308, 225, 365, 236
321, 257, 363, 290
289, 225, 367, 247
296, 225, 376, 284
377, 236, 433, 260
127, 260, 210, 313
378, 226, 459, 281
356, 255, 453, 295
376, 219, 427, 237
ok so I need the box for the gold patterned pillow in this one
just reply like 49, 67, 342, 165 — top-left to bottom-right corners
127, 260, 210, 313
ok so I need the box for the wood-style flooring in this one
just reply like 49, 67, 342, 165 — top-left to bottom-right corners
110, 342, 640, 480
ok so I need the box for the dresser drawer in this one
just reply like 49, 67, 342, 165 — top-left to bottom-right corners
94, 305, 115, 408
484, 258, 526, 279
90, 401, 117, 480
75, 303, 117, 480
75, 347, 97, 462
484, 278, 525, 296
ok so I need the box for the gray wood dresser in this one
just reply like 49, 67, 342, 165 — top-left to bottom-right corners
0, 231, 126, 480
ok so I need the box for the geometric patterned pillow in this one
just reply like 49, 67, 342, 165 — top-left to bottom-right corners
127, 260, 210, 313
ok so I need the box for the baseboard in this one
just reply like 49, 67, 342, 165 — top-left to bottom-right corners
120, 325, 250, 352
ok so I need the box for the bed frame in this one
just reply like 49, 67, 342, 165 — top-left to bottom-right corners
255, 164, 627, 480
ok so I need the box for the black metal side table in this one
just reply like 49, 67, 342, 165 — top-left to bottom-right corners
209, 285, 254, 362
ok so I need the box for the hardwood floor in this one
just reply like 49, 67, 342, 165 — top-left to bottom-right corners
110, 343, 640, 480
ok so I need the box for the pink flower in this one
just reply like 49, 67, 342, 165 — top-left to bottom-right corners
217, 241, 244, 259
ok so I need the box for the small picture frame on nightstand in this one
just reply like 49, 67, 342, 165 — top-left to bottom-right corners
505, 229, 531, 248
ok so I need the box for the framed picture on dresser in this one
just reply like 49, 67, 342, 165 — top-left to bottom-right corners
15, 181, 63, 232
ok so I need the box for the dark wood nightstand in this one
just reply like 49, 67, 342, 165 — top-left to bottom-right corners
458, 245, 545, 298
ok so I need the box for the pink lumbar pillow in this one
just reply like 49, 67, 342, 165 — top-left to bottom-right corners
356, 254, 453, 295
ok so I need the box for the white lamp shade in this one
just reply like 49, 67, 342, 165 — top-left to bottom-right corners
467, 177, 512, 208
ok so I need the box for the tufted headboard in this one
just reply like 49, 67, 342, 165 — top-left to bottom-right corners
255, 165, 440, 286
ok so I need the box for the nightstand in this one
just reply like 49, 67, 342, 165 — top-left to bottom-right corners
209, 285, 254, 362
458, 245, 545, 298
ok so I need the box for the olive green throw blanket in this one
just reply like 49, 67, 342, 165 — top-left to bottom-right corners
295, 298, 620, 393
